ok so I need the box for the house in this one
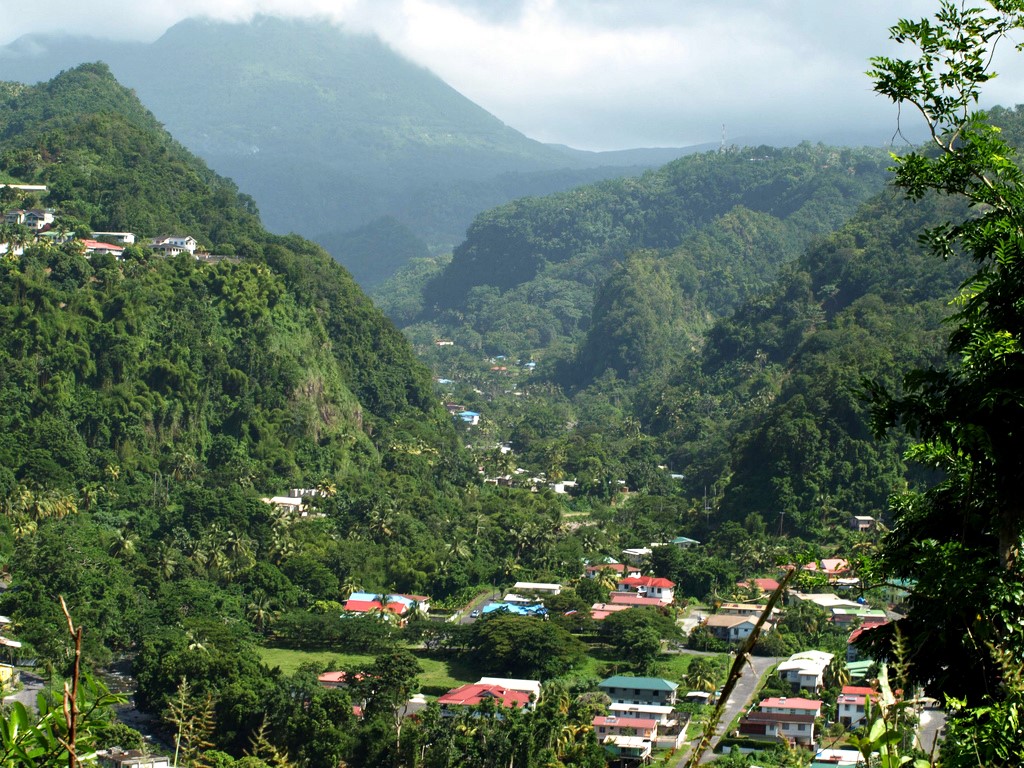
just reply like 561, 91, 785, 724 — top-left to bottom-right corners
511, 581, 561, 596
702, 614, 762, 642
607, 702, 677, 727
434, 339, 454, 346
550, 479, 578, 494
98, 749, 171, 768
23, 209, 54, 229
476, 677, 541, 706
670, 536, 700, 548
343, 592, 429, 620
593, 715, 658, 741
91, 231, 136, 245
738, 696, 823, 748
586, 562, 626, 579
850, 515, 876, 532
437, 683, 532, 713
837, 685, 879, 728
777, 651, 834, 692
608, 593, 665, 608
718, 602, 782, 620
261, 495, 307, 516
601, 735, 652, 763
3, 209, 25, 225
736, 577, 782, 593
616, 576, 675, 604
456, 411, 480, 425
0, 663, 17, 687
150, 235, 198, 256
788, 592, 861, 612
318, 670, 361, 689
598, 676, 678, 707
830, 607, 888, 626
621, 547, 652, 566
590, 603, 634, 621
847, 618, 888, 661
80, 239, 126, 257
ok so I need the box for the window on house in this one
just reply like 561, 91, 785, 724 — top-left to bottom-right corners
798, 724, 806, 731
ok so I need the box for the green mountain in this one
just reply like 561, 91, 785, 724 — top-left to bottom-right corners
0, 62, 454, 499
408, 142, 892, 366
0, 17, 687, 270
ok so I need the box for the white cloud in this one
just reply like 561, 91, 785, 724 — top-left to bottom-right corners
1, 0, 1019, 149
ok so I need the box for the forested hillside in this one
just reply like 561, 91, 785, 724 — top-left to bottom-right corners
409, 143, 892, 364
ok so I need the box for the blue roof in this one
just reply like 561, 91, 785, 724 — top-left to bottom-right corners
482, 602, 547, 616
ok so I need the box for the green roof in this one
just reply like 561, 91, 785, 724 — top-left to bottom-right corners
599, 676, 678, 691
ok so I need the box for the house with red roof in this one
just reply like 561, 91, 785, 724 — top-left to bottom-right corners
616, 576, 675, 604
437, 683, 532, 713
608, 593, 665, 608
739, 696, 823, 748
590, 602, 633, 621
81, 239, 126, 257
847, 618, 889, 661
837, 685, 879, 728
584, 562, 640, 579
736, 577, 781, 593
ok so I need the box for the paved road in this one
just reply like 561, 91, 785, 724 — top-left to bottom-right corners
916, 706, 946, 756
670, 653, 781, 767
2, 669, 46, 710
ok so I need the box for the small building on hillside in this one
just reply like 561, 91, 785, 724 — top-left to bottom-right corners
150, 235, 198, 256
849, 515, 876, 532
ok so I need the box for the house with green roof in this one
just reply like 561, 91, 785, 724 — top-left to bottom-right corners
598, 676, 678, 707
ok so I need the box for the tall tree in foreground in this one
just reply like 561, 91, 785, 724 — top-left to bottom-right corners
866, 1, 1024, 764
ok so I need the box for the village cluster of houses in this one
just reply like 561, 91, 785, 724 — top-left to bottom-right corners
737, 648, 882, 757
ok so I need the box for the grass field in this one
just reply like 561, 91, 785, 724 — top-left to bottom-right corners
258, 646, 478, 697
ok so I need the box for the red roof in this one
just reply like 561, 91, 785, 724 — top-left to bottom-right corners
619, 576, 675, 588
81, 239, 125, 252
609, 593, 664, 606
838, 685, 879, 705
437, 684, 531, 708
586, 563, 627, 573
737, 577, 781, 592
343, 600, 406, 615
759, 697, 823, 712
848, 619, 888, 645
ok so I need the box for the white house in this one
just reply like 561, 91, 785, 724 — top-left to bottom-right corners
837, 685, 878, 729
739, 696, 823, 748
616, 575, 675, 604
777, 650, 834, 692
150, 235, 198, 256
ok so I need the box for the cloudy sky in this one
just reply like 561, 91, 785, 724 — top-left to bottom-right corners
3, 0, 1023, 150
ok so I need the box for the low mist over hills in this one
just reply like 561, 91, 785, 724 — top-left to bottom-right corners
0, 16, 692, 282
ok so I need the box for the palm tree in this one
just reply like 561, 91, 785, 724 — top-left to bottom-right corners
247, 591, 278, 635
107, 529, 140, 560
684, 657, 719, 693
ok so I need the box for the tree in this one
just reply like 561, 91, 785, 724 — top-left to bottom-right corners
684, 657, 720, 693
864, 1, 1024, 763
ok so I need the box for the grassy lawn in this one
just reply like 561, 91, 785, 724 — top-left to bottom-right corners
258, 646, 478, 698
